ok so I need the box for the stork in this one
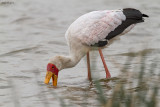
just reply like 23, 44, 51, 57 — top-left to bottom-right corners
44, 8, 148, 86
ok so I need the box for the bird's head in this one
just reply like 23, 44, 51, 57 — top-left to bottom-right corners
44, 63, 59, 86
44, 55, 74, 86
44, 56, 65, 86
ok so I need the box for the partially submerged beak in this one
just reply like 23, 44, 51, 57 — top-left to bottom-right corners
44, 71, 58, 86
52, 74, 58, 86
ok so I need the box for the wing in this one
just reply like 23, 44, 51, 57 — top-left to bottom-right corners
66, 10, 126, 46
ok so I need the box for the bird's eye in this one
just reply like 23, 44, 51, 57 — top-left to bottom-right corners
52, 66, 54, 69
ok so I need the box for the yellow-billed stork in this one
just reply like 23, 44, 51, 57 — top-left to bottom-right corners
44, 8, 148, 86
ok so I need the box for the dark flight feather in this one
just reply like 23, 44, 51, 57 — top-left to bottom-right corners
93, 8, 149, 47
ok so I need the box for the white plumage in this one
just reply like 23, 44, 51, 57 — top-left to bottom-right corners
65, 10, 127, 46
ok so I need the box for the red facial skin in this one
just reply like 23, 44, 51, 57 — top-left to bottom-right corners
47, 63, 59, 76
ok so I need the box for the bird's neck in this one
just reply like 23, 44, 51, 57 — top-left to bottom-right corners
59, 54, 82, 70
50, 47, 89, 71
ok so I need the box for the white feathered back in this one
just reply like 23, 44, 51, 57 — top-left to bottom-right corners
65, 10, 126, 46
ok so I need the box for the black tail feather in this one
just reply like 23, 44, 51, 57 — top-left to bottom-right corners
142, 14, 149, 17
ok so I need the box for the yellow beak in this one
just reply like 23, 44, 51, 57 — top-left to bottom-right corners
52, 74, 58, 86
44, 71, 58, 86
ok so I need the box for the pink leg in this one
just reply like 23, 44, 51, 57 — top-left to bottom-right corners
87, 52, 92, 81
99, 49, 111, 78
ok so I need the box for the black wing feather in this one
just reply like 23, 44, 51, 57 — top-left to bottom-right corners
92, 8, 148, 47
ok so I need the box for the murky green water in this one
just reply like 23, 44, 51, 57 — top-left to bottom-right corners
0, 0, 160, 107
